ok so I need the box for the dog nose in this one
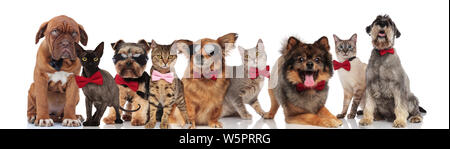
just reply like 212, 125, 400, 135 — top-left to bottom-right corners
379, 30, 385, 34
126, 61, 132, 66
307, 62, 314, 69
61, 41, 70, 47
378, 21, 387, 28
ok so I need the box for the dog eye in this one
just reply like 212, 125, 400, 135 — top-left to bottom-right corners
315, 58, 320, 62
51, 29, 59, 36
121, 53, 128, 58
204, 45, 216, 55
133, 54, 141, 57
93, 57, 99, 62
72, 32, 77, 37
82, 57, 87, 61
299, 57, 304, 62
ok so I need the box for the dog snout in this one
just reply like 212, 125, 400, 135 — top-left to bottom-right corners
306, 62, 314, 69
377, 21, 388, 28
60, 40, 70, 48
126, 60, 132, 66
379, 30, 385, 34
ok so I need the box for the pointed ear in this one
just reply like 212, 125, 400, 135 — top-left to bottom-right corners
283, 36, 301, 55
256, 39, 264, 51
314, 36, 330, 51
111, 40, 124, 51
74, 42, 84, 58
35, 21, 48, 44
333, 34, 341, 43
238, 46, 246, 55
78, 24, 88, 46
150, 39, 157, 51
137, 39, 150, 53
175, 39, 193, 58
350, 33, 357, 43
94, 42, 104, 58
217, 33, 238, 52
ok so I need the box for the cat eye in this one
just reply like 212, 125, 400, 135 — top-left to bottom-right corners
256, 52, 259, 57
93, 57, 99, 62
244, 55, 249, 58
156, 55, 162, 59
169, 55, 175, 59
82, 57, 87, 61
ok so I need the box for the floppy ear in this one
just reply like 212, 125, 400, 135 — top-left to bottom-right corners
391, 21, 401, 38
314, 36, 330, 51
283, 36, 301, 55
217, 33, 238, 54
175, 39, 193, 58
111, 40, 125, 51
74, 42, 84, 58
78, 24, 88, 46
35, 21, 48, 44
94, 42, 104, 58
365, 25, 372, 35
137, 39, 150, 53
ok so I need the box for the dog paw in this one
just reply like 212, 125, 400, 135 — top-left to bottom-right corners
102, 117, 116, 124
393, 119, 407, 128
318, 118, 341, 128
359, 118, 373, 126
131, 118, 145, 126
35, 118, 54, 127
62, 119, 82, 127
262, 112, 275, 119
347, 113, 356, 119
160, 122, 169, 129
208, 121, 223, 128
122, 114, 132, 121
409, 115, 422, 123
336, 113, 346, 119
28, 115, 36, 124
145, 121, 156, 128
240, 113, 253, 120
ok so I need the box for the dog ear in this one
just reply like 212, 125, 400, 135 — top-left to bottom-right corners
78, 24, 88, 46
74, 42, 84, 58
217, 33, 238, 54
94, 42, 104, 58
391, 20, 401, 38
283, 36, 301, 55
111, 40, 125, 51
138, 39, 150, 53
365, 25, 372, 35
174, 39, 193, 58
35, 21, 48, 44
314, 36, 330, 51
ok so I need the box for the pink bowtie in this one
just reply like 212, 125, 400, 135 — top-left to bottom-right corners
249, 65, 270, 79
151, 70, 174, 83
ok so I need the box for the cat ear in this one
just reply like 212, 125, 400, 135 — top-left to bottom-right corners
111, 39, 124, 51
74, 42, 84, 58
150, 39, 157, 51
350, 33, 357, 43
175, 39, 193, 58
333, 34, 341, 43
256, 39, 264, 51
314, 36, 330, 51
94, 42, 104, 58
238, 46, 246, 55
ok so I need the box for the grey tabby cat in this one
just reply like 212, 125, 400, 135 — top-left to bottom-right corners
222, 39, 269, 119
145, 40, 189, 129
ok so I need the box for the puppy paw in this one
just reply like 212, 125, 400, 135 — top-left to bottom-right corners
336, 113, 346, 119
208, 121, 223, 128
122, 114, 132, 121
359, 118, 373, 126
28, 115, 36, 124
62, 119, 82, 127
262, 112, 275, 119
347, 113, 356, 119
35, 118, 54, 127
160, 122, 169, 129
102, 117, 116, 124
409, 115, 422, 123
318, 118, 341, 128
393, 119, 407, 128
145, 121, 156, 129
240, 113, 253, 120
131, 118, 145, 126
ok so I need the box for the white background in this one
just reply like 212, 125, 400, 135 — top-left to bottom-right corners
0, 0, 448, 129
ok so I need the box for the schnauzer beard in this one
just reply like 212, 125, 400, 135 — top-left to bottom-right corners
115, 60, 146, 78
371, 26, 395, 49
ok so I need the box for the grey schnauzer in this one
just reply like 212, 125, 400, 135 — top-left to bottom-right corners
359, 15, 426, 128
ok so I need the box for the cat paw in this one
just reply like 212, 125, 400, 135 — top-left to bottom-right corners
122, 114, 132, 121
393, 119, 407, 128
131, 118, 145, 126
208, 121, 223, 128
240, 113, 253, 120
35, 118, 54, 127
409, 115, 422, 123
336, 113, 346, 119
359, 118, 373, 126
102, 117, 116, 124
347, 113, 356, 119
62, 118, 82, 127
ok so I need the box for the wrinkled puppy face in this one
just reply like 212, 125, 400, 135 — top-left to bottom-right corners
178, 33, 238, 72
35, 15, 88, 61
282, 36, 333, 87
111, 40, 150, 78
366, 15, 401, 49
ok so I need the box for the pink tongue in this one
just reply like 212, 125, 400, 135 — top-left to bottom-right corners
378, 33, 386, 37
304, 74, 315, 87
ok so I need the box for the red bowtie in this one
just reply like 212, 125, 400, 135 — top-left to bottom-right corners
296, 80, 326, 92
193, 71, 218, 80
75, 71, 103, 88
333, 60, 351, 71
249, 65, 270, 80
114, 74, 139, 92
378, 48, 395, 56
